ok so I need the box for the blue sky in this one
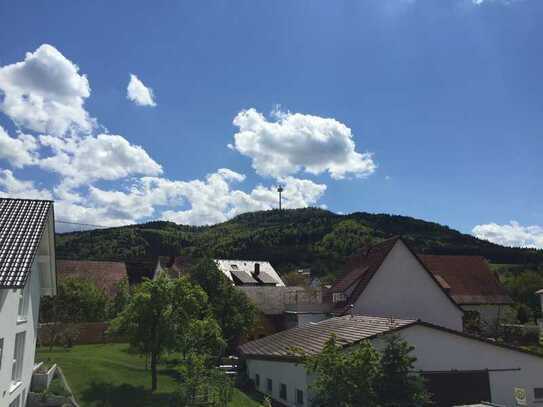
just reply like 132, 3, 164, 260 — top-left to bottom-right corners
0, 0, 541, 247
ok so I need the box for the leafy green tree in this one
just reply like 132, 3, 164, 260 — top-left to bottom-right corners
107, 278, 131, 319
502, 270, 543, 321
179, 317, 226, 358
109, 276, 216, 391
41, 277, 108, 323
377, 335, 430, 407
189, 258, 257, 350
175, 353, 233, 407
302, 335, 382, 407
300, 334, 429, 407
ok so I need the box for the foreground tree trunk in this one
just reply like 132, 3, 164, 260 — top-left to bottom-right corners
150, 352, 158, 391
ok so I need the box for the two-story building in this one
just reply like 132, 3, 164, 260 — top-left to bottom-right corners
0, 198, 57, 407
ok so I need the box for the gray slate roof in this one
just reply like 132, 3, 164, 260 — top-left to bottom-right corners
0, 198, 53, 288
239, 315, 415, 359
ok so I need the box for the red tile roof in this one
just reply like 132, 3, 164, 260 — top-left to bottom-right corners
418, 255, 513, 305
56, 260, 127, 298
328, 236, 463, 312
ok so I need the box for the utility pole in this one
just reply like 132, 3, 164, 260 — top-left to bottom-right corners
277, 185, 284, 210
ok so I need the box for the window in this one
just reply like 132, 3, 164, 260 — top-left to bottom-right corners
296, 389, 304, 406
0, 338, 4, 370
280, 383, 287, 400
266, 378, 273, 393
9, 394, 20, 407
255, 374, 260, 388
11, 332, 26, 384
535, 388, 543, 400
332, 292, 346, 303
17, 284, 30, 322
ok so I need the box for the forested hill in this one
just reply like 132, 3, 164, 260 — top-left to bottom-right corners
56, 208, 543, 279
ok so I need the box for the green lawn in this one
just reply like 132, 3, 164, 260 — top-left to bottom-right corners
36, 343, 262, 407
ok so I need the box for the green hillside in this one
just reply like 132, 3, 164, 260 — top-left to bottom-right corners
55, 208, 543, 280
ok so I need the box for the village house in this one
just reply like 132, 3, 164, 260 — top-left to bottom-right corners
0, 198, 57, 407
240, 315, 543, 407
56, 260, 128, 298
328, 236, 513, 333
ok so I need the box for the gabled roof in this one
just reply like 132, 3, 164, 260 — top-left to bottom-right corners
329, 237, 399, 297
57, 260, 127, 298
536, 289, 543, 295
215, 259, 285, 287
329, 236, 462, 313
0, 198, 53, 288
239, 314, 543, 362
419, 255, 513, 305
239, 315, 415, 359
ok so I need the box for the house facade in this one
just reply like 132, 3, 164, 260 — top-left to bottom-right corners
328, 237, 514, 333
419, 255, 513, 334
240, 315, 543, 407
328, 237, 464, 331
0, 198, 56, 407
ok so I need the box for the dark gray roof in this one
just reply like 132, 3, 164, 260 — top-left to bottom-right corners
239, 315, 415, 359
0, 198, 53, 288
231, 269, 259, 284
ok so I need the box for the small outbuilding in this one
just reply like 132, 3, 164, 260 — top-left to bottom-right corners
240, 315, 543, 407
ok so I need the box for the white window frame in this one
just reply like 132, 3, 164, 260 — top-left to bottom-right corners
0, 337, 4, 370
11, 332, 26, 388
332, 292, 346, 303
9, 394, 20, 407
17, 283, 30, 322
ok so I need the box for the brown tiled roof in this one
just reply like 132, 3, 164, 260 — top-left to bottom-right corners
57, 260, 127, 298
418, 255, 513, 305
328, 236, 462, 313
329, 236, 400, 302
240, 315, 543, 361
239, 315, 415, 360
0, 198, 53, 288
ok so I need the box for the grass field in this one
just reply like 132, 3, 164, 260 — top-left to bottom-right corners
36, 343, 262, 407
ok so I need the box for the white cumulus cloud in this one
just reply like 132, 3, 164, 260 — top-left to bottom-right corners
38, 133, 162, 187
127, 74, 156, 107
0, 170, 52, 200
0, 45, 333, 229
232, 108, 376, 180
0, 125, 39, 168
0, 44, 94, 136
472, 221, 543, 249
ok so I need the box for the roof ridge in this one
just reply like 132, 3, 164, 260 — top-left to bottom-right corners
0, 197, 54, 203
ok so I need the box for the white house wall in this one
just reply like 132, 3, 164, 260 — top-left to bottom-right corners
0, 213, 53, 407
461, 304, 512, 334
352, 240, 464, 331
0, 261, 42, 407
246, 359, 311, 407
394, 324, 543, 406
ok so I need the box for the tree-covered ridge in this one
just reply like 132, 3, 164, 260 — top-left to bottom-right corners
56, 208, 543, 279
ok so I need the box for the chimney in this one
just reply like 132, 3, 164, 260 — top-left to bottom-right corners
254, 263, 260, 276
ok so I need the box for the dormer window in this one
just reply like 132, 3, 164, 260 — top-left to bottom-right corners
332, 292, 346, 303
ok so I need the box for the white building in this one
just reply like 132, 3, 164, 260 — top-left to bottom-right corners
240, 315, 543, 407
214, 260, 285, 287
328, 236, 513, 333
0, 198, 57, 407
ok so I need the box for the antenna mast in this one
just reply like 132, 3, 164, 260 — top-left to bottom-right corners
277, 185, 284, 210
